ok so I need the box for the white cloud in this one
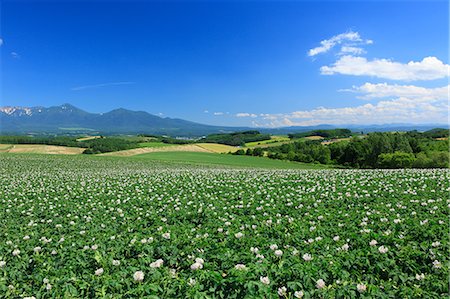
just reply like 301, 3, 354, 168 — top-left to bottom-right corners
236, 112, 257, 118
213, 112, 224, 116
321, 56, 449, 81
11, 52, 20, 59
342, 83, 448, 101
255, 97, 448, 127
308, 31, 363, 57
71, 81, 135, 91
203, 110, 209, 113
340, 46, 365, 55
308, 31, 373, 57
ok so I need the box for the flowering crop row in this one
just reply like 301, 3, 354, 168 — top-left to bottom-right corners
0, 155, 448, 298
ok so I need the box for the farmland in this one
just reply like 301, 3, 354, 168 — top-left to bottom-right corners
0, 154, 447, 298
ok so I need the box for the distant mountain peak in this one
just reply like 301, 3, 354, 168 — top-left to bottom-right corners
0, 106, 33, 116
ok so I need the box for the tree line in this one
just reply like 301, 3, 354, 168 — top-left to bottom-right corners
234, 130, 449, 168
200, 131, 271, 146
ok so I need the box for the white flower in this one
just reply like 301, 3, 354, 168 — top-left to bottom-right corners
333, 236, 340, 241
133, 270, 145, 282
274, 249, 283, 257
33, 246, 42, 253
91, 244, 98, 250
51, 250, 57, 255
357, 283, 367, 293
250, 247, 259, 253
43, 278, 49, 284
217, 227, 224, 233
112, 260, 120, 266
341, 243, 350, 251
190, 262, 203, 270
270, 244, 278, 250
302, 253, 312, 261
46, 284, 52, 291
188, 278, 196, 286
195, 258, 205, 264
235, 232, 243, 239
432, 260, 442, 269
369, 240, 378, 246
277, 286, 287, 296
95, 268, 104, 276
431, 241, 440, 247
260, 276, 270, 285
12, 249, 20, 256
162, 233, 171, 240
294, 291, 304, 298
415, 273, 425, 280
316, 279, 326, 289
378, 245, 388, 254
234, 264, 247, 270
23, 235, 30, 240
0, 261, 5, 267
150, 259, 164, 268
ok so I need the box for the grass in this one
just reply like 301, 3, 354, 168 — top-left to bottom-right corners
195, 143, 240, 153
304, 135, 324, 140
98, 144, 209, 156
131, 151, 332, 169
138, 142, 176, 148
245, 136, 292, 148
76, 136, 102, 141
0, 144, 85, 155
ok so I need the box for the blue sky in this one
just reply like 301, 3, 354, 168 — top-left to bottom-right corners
1, 0, 448, 127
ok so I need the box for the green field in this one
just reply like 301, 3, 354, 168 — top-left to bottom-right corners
0, 154, 447, 298
131, 151, 331, 169
245, 136, 291, 147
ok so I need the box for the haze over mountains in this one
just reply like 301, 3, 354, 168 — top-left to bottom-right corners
0, 104, 446, 136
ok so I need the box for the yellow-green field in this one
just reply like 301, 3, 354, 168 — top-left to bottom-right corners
196, 143, 240, 153
0, 144, 85, 155
76, 136, 102, 141
245, 136, 291, 148
98, 144, 210, 156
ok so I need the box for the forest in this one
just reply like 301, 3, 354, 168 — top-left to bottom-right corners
235, 129, 449, 168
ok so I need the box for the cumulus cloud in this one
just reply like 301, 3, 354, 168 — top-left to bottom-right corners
342, 83, 448, 101
236, 112, 257, 118
242, 84, 448, 127
321, 56, 449, 81
255, 97, 448, 127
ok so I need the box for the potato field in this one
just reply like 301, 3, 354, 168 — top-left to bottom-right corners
0, 155, 448, 298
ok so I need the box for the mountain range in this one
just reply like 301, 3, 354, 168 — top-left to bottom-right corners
0, 104, 447, 136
